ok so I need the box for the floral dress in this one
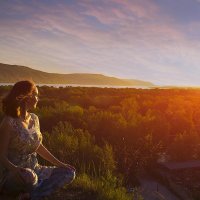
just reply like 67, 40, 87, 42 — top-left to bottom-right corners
0, 113, 75, 200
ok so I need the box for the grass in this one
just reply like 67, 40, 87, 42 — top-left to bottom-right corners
53, 173, 144, 200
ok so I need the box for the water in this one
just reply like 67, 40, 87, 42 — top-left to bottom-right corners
0, 83, 154, 89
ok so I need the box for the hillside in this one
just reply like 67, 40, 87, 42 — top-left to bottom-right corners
0, 63, 154, 86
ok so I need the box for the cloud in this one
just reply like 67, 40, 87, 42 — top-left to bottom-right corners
79, 0, 159, 25
1, 0, 200, 85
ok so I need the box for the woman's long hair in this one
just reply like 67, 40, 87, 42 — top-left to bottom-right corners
2, 80, 36, 118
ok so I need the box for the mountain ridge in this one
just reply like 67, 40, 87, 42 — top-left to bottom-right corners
0, 63, 155, 86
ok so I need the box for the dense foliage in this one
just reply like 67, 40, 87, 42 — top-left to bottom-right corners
1, 86, 200, 193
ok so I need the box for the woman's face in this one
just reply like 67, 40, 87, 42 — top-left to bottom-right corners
26, 86, 39, 109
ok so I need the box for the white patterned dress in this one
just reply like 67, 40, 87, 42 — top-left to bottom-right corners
0, 113, 75, 199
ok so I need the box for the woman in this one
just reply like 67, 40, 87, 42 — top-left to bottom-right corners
0, 80, 76, 200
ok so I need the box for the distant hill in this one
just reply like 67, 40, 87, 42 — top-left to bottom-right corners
0, 63, 155, 86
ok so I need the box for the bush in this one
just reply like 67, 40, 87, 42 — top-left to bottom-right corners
43, 121, 116, 177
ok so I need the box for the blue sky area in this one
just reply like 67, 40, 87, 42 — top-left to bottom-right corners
1, 0, 200, 86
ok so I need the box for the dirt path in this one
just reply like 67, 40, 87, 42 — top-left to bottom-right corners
138, 176, 180, 200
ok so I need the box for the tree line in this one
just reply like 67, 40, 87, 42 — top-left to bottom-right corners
1, 86, 200, 186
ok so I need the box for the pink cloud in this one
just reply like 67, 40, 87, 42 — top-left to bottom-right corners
79, 0, 160, 26
112, 0, 159, 19
2, 0, 200, 86
0, 0, 187, 48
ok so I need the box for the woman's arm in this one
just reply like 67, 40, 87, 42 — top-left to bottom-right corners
35, 115, 75, 171
36, 143, 75, 171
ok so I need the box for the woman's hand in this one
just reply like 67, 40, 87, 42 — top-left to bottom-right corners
59, 162, 76, 172
36, 143, 76, 172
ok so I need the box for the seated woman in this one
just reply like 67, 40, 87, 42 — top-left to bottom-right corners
0, 80, 76, 200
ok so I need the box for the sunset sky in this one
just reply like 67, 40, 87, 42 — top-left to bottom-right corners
1, 0, 200, 86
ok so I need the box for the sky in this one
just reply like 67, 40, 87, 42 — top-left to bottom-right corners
1, 0, 200, 86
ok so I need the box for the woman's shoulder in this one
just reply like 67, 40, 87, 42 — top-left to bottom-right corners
29, 113, 40, 129
29, 112, 39, 122
29, 112, 39, 118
